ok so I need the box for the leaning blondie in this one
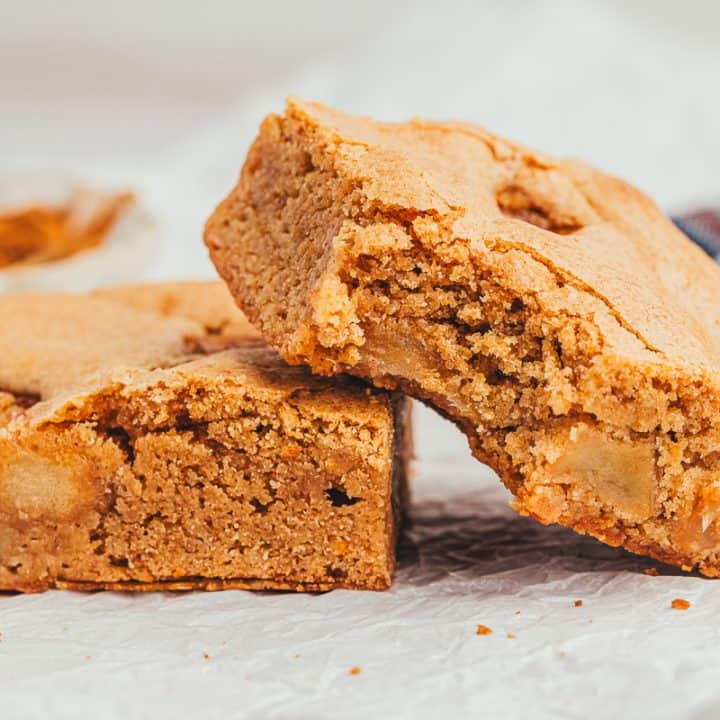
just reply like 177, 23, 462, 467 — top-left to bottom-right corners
0, 282, 410, 592
206, 98, 720, 576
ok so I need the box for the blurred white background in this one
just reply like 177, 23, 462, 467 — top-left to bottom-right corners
3, 0, 720, 280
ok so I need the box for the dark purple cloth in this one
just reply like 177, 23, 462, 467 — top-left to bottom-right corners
674, 210, 720, 257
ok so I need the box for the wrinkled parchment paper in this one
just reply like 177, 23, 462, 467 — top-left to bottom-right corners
2, 406, 719, 720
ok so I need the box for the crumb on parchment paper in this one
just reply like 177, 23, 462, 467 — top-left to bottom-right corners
202, 652, 211, 660
671, 598, 691, 610
349, 667, 361, 676
506, 633, 517, 640
574, 600, 583, 607
476, 625, 493, 636
644, 567, 659, 576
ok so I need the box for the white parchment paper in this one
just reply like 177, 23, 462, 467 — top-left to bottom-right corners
2, 406, 719, 720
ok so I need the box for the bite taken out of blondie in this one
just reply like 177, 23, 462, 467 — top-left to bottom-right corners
0, 281, 410, 592
206, 98, 720, 576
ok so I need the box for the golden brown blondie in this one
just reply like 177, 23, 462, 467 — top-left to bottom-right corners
0, 281, 410, 592
206, 98, 720, 576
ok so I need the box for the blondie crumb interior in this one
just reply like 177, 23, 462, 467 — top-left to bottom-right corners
0, 281, 410, 592
206, 98, 720, 576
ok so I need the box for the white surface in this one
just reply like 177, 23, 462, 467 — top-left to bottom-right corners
2, 2, 720, 718
3, 408, 720, 720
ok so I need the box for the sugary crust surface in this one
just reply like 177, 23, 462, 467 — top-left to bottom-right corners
206, 99, 720, 577
1, 281, 380, 421
0, 281, 409, 592
208, 100, 720, 369
92, 280, 258, 338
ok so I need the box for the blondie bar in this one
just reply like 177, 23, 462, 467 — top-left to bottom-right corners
0, 281, 410, 591
206, 99, 720, 576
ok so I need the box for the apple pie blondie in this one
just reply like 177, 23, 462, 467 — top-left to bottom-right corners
0, 281, 410, 592
206, 98, 720, 576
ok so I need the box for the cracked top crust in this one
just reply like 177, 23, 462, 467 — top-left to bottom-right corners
0, 281, 388, 431
209, 98, 720, 371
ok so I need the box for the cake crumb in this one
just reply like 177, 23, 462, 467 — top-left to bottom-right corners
476, 624, 493, 636
644, 567, 659, 576
506, 633, 517, 640
574, 600, 583, 607
202, 652, 211, 660
349, 666, 361, 676
514, 610, 521, 615
671, 598, 690, 610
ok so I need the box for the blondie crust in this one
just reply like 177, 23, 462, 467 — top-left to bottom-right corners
0, 281, 410, 592
206, 99, 720, 576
